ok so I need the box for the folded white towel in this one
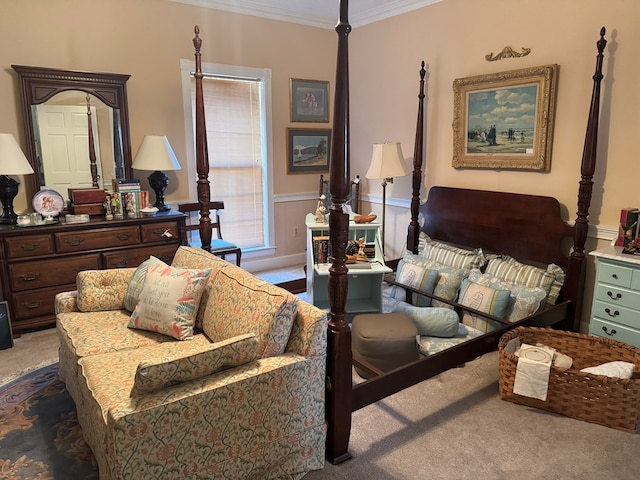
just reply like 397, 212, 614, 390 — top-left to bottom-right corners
513, 344, 553, 401
580, 361, 635, 379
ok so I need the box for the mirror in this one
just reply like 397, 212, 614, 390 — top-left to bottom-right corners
12, 65, 132, 203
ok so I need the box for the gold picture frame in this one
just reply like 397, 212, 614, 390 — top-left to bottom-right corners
452, 64, 558, 171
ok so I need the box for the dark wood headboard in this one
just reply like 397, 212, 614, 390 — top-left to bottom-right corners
420, 186, 573, 268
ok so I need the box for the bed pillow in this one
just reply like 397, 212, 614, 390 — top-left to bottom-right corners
391, 259, 440, 306
396, 251, 469, 309
128, 256, 212, 340
391, 303, 460, 337
484, 255, 565, 307
468, 269, 547, 321
418, 232, 487, 270
457, 278, 511, 333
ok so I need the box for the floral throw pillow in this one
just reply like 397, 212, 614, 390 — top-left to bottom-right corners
128, 256, 212, 340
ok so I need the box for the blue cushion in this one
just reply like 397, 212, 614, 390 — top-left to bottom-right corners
457, 278, 511, 333
391, 303, 460, 337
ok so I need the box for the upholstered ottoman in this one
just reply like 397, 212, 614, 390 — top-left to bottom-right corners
352, 313, 420, 378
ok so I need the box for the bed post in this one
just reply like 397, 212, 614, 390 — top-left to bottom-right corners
564, 27, 607, 332
192, 26, 213, 252
406, 62, 426, 254
325, 0, 353, 465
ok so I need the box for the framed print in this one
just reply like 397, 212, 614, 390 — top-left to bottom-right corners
452, 64, 558, 171
287, 128, 331, 174
0, 301, 13, 350
290, 78, 329, 123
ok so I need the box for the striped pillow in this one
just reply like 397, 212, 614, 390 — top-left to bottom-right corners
458, 278, 511, 333
418, 233, 487, 270
392, 259, 440, 306
484, 255, 565, 307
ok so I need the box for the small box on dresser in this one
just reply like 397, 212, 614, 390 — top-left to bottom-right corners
589, 245, 640, 348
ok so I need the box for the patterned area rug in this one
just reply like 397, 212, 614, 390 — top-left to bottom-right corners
0, 363, 99, 479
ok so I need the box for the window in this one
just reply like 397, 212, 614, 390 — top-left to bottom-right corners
180, 60, 274, 254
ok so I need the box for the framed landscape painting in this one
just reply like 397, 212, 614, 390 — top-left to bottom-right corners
290, 78, 330, 123
287, 128, 331, 174
452, 64, 558, 171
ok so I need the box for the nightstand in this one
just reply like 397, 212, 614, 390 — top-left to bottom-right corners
589, 246, 640, 347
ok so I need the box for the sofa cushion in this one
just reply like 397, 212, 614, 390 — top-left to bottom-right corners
131, 333, 258, 396
123, 258, 150, 312
76, 268, 135, 312
202, 266, 298, 358
128, 256, 212, 340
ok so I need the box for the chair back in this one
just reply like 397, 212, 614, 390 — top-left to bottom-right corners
178, 201, 225, 241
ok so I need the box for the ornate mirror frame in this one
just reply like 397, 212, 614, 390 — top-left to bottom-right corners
11, 65, 133, 197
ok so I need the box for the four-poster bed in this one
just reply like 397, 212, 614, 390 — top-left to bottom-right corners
323, 0, 607, 464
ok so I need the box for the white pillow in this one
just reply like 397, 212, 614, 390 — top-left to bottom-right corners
128, 256, 212, 340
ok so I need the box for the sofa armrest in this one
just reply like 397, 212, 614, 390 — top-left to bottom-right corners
76, 268, 136, 312
55, 291, 79, 314
131, 333, 258, 396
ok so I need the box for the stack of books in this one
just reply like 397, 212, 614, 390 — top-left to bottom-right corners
112, 179, 142, 218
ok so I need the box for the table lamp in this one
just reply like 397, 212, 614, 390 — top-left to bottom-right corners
132, 135, 181, 211
365, 142, 409, 255
0, 134, 35, 224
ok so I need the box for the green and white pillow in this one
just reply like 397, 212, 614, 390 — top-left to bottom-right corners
392, 258, 440, 306
418, 232, 487, 270
457, 278, 511, 333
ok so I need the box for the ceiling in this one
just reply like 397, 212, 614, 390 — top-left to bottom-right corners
170, 0, 443, 29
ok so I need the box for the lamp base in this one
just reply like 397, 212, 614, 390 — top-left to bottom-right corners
147, 170, 171, 212
0, 175, 20, 225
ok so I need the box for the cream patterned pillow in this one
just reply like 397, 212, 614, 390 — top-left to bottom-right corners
76, 268, 135, 312
128, 256, 212, 340
130, 333, 258, 396
484, 255, 565, 307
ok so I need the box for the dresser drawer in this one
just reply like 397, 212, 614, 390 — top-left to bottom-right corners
141, 222, 180, 244
9, 254, 100, 291
592, 299, 640, 330
593, 283, 640, 309
598, 262, 633, 289
11, 284, 73, 319
4, 234, 54, 258
55, 226, 140, 253
590, 318, 640, 347
102, 244, 179, 269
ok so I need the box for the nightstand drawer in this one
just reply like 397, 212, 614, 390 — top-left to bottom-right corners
592, 299, 640, 330
55, 226, 140, 253
590, 318, 640, 346
598, 262, 633, 289
4, 234, 54, 258
9, 254, 100, 291
593, 283, 640, 309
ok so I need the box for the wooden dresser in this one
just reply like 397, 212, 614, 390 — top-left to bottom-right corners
0, 211, 187, 335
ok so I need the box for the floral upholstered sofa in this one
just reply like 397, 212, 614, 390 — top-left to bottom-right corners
55, 246, 327, 480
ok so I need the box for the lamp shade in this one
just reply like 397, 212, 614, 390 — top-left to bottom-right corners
0, 133, 34, 175
365, 142, 409, 180
132, 135, 181, 172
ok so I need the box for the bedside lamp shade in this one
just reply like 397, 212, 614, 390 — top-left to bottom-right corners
365, 142, 409, 255
0, 133, 35, 224
132, 135, 181, 212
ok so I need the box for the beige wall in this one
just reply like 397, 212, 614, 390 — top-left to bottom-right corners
2, 0, 637, 328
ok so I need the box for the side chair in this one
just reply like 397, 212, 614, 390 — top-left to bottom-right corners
177, 201, 242, 266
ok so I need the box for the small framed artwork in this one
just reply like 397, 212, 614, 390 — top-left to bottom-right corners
287, 128, 331, 174
452, 64, 558, 171
0, 301, 13, 350
290, 78, 330, 123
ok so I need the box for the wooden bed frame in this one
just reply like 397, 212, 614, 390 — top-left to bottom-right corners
189, 2, 607, 466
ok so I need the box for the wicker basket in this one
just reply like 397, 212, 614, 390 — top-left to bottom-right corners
498, 327, 640, 433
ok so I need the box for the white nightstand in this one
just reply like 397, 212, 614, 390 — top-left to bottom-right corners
589, 246, 640, 347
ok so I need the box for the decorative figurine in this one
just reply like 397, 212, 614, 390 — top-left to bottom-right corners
315, 194, 327, 223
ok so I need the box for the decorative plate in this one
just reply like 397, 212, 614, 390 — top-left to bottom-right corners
32, 189, 65, 217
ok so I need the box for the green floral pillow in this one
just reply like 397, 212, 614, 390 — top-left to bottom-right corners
123, 258, 151, 312
128, 256, 212, 340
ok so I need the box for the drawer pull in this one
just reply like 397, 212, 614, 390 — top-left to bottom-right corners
601, 326, 617, 336
606, 291, 622, 300
19, 242, 39, 251
21, 300, 42, 309
116, 234, 132, 241
611, 273, 618, 279
604, 308, 620, 317
113, 261, 128, 268
20, 272, 40, 281
65, 238, 84, 247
